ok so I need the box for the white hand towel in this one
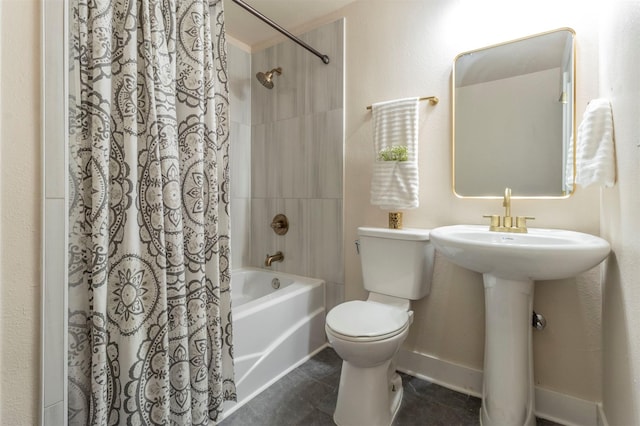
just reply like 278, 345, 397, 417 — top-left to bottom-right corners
575, 99, 616, 188
370, 97, 419, 210
564, 135, 575, 192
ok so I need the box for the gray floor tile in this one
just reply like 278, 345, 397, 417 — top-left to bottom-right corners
220, 347, 562, 426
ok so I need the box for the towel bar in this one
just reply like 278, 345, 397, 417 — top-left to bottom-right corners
366, 96, 439, 110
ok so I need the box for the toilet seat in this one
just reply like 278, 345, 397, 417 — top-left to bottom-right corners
326, 301, 410, 342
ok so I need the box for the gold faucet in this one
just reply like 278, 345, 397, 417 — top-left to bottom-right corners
502, 187, 512, 227
265, 251, 284, 267
483, 187, 534, 233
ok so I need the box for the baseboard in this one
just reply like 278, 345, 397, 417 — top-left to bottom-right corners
535, 387, 598, 426
396, 347, 483, 398
397, 349, 600, 426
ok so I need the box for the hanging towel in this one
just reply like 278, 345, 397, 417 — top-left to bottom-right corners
575, 99, 616, 188
564, 135, 575, 192
370, 97, 420, 210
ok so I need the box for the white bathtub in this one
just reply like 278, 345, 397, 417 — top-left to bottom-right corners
222, 267, 326, 417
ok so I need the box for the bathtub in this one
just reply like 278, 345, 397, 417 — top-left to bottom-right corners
221, 267, 326, 417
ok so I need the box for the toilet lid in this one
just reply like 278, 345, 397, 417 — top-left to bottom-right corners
326, 301, 409, 338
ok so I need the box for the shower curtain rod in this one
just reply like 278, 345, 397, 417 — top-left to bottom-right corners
231, 0, 330, 65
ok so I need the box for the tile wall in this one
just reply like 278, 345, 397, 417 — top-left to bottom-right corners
229, 43, 253, 268
42, 0, 66, 424
229, 19, 345, 310
251, 20, 344, 311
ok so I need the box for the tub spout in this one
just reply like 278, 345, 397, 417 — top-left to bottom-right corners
265, 251, 284, 267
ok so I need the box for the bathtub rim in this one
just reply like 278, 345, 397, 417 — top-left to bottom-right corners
231, 267, 326, 319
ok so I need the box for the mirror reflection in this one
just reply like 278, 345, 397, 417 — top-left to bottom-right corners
453, 28, 575, 198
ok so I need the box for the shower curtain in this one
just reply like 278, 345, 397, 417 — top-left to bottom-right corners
67, 0, 235, 424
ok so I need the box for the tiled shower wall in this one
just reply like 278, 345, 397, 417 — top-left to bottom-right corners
42, 0, 66, 424
229, 43, 253, 268
229, 19, 345, 310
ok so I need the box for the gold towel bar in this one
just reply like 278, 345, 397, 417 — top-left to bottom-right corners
366, 96, 439, 110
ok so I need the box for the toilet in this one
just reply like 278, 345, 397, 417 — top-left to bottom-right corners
325, 226, 434, 426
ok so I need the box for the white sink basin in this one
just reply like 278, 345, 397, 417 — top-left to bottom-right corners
430, 224, 611, 281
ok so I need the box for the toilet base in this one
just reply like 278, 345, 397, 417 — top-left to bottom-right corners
333, 360, 403, 426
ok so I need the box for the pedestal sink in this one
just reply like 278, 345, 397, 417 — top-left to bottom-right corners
429, 225, 610, 426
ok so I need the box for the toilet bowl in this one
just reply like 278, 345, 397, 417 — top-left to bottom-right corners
325, 227, 434, 426
326, 300, 413, 426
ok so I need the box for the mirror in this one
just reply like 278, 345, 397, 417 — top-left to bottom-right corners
453, 28, 575, 198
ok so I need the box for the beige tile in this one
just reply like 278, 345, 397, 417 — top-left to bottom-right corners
230, 122, 251, 199
277, 117, 308, 198
228, 44, 252, 126
251, 123, 279, 198
307, 199, 343, 284
303, 19, 345, 114
250, 198, 280, 268
305, 109, 344, 199
230, 198, 251, 268
43, 199, 65, 407
274, 41, 305, 121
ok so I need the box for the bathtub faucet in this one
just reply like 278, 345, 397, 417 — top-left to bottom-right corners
265, 251, 284, 267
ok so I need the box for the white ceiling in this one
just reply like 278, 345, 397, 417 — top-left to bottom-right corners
223, 0, 355, 47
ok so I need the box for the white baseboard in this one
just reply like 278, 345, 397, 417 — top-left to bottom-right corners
397, 349, 600, 426
396, 347, 483, 398
535, 386, 598, 426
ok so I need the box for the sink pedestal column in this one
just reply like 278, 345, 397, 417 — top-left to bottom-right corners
481, 274, 536, 426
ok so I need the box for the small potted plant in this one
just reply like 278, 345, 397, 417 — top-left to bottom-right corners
377, 145, 408, 162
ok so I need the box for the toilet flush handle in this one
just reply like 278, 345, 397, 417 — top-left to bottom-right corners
354, 239, 360, 254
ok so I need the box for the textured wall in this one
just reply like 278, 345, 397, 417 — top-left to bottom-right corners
599, 2, 640, 424
0, 0, 41, 424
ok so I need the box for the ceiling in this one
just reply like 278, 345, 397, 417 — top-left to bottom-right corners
223, 0, 355, 47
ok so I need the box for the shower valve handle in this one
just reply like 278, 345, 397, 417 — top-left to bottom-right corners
270, 214, 289, 235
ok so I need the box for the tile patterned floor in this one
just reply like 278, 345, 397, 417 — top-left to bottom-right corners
219, 347, 562, 426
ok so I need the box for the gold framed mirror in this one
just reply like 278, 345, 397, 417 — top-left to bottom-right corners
452, 28, 576, 198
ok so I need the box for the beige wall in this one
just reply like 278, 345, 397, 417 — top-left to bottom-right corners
0, 0, 41, 424
600, 2, 640, 425
335, 0, 606, 402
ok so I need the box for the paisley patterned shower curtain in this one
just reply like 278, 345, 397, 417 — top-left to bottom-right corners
67, 0, 235, 424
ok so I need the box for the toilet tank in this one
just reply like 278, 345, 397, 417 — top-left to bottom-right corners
358, 227, 434, 300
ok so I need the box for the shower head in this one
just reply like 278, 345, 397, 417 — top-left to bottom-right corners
256, 67, 282, 89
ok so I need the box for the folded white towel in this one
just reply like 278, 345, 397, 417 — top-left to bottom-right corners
575, 99, 616, 188
370, 97, 419, 210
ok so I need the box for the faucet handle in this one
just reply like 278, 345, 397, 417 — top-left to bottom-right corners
483, 214, 501, 231
515, 216, 535, 231
270, 214, 289, 235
